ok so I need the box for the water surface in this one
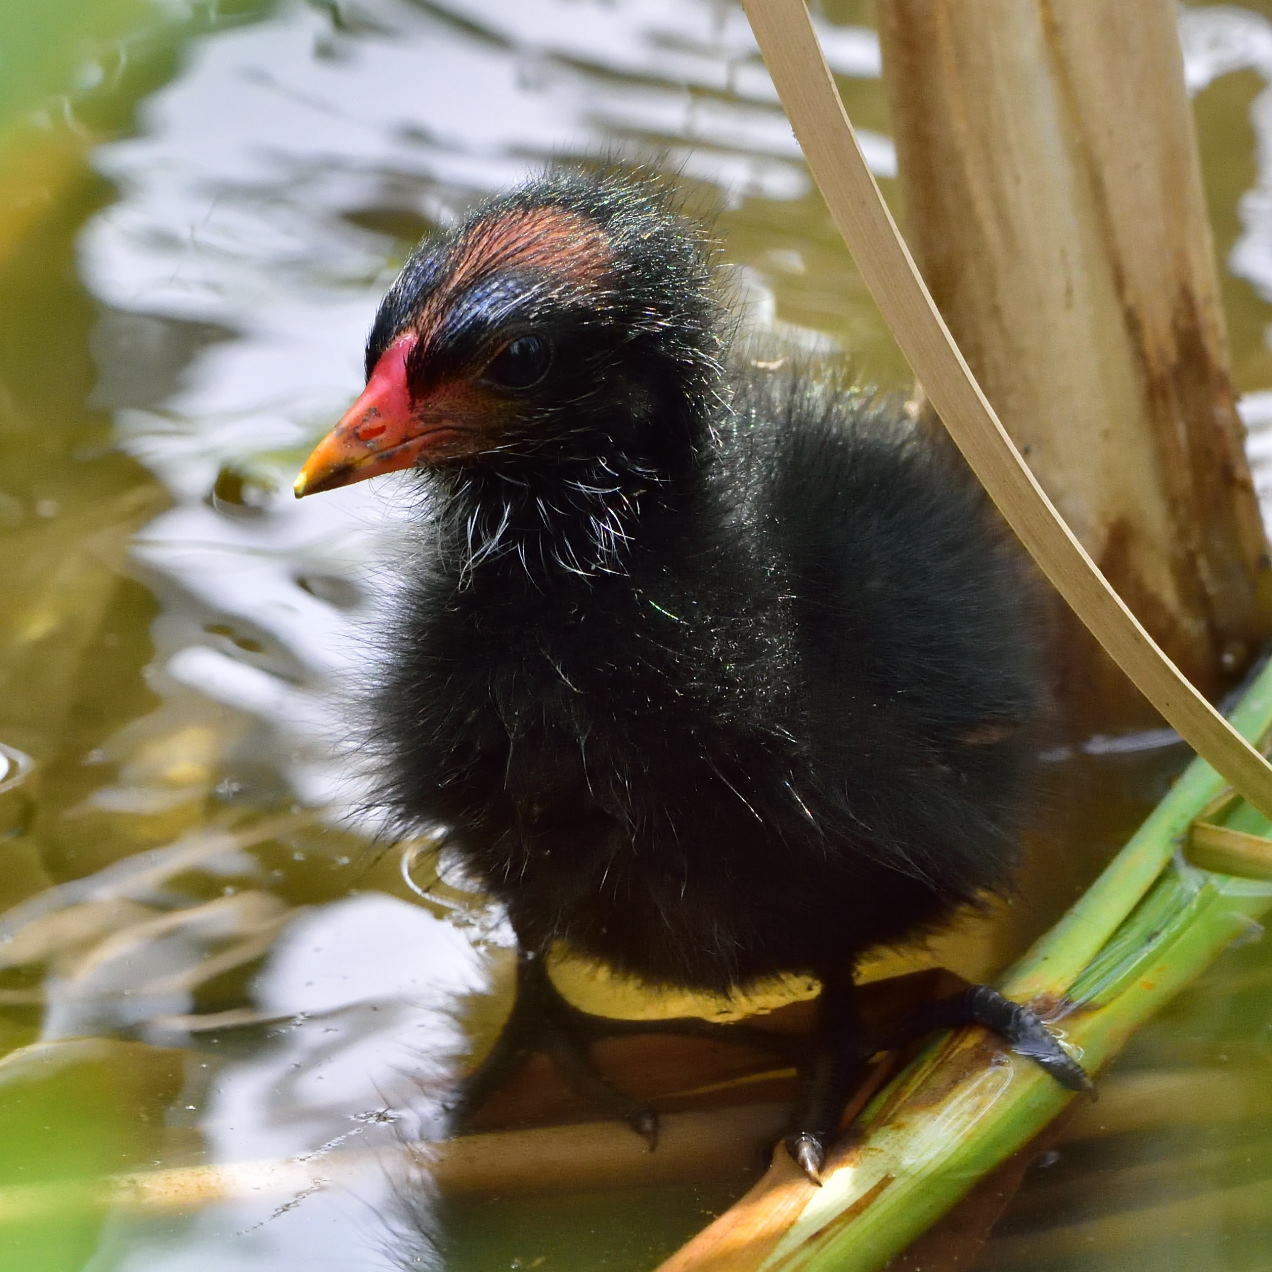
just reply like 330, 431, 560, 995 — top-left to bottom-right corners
1, 2, 1271, 1269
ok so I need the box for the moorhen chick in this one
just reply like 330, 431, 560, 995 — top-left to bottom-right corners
294, 170, 1087, 1179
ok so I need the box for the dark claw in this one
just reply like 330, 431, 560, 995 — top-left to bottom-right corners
1009, 1026, 1092, 1093
785, 1132, 825, 1185
629, 1106, 660, 1151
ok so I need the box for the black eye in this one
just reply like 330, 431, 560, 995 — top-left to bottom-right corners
483, 334, 552, 390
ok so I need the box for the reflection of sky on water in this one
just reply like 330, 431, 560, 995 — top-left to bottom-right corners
56, 892, 481, 1272
1181, 6, 1272, 519
103, 894, 477, 1272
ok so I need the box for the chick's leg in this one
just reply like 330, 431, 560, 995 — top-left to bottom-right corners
782, 973, 1092, 1186
452, 943, 795, 1147
784, 968, 872, 1184
451, 944, 660, 1145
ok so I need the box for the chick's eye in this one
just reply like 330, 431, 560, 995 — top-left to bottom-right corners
483, 334, 552, 390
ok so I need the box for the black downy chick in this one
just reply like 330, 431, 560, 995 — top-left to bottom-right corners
294, 171, 1088, 1179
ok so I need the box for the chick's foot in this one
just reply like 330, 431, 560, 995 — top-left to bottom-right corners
887, 983, 1092, 1093
783, 975, 1092, 1185
452, 947, 795, 1149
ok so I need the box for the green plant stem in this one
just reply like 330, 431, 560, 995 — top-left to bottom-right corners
1006, 658, 1272, 1000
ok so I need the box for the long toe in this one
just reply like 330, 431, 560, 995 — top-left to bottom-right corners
959, 985, 1092, 1093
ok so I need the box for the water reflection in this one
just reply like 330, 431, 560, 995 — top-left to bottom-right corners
0, 0, 1268, 1268
106, 895, 476, 1272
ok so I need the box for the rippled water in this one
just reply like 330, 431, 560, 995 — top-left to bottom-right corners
2, 2, 1272, 1269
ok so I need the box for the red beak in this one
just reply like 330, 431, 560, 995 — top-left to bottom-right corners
294, 333, 450, 497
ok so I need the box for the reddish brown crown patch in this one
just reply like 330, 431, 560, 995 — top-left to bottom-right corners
414, 206, 612, 342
